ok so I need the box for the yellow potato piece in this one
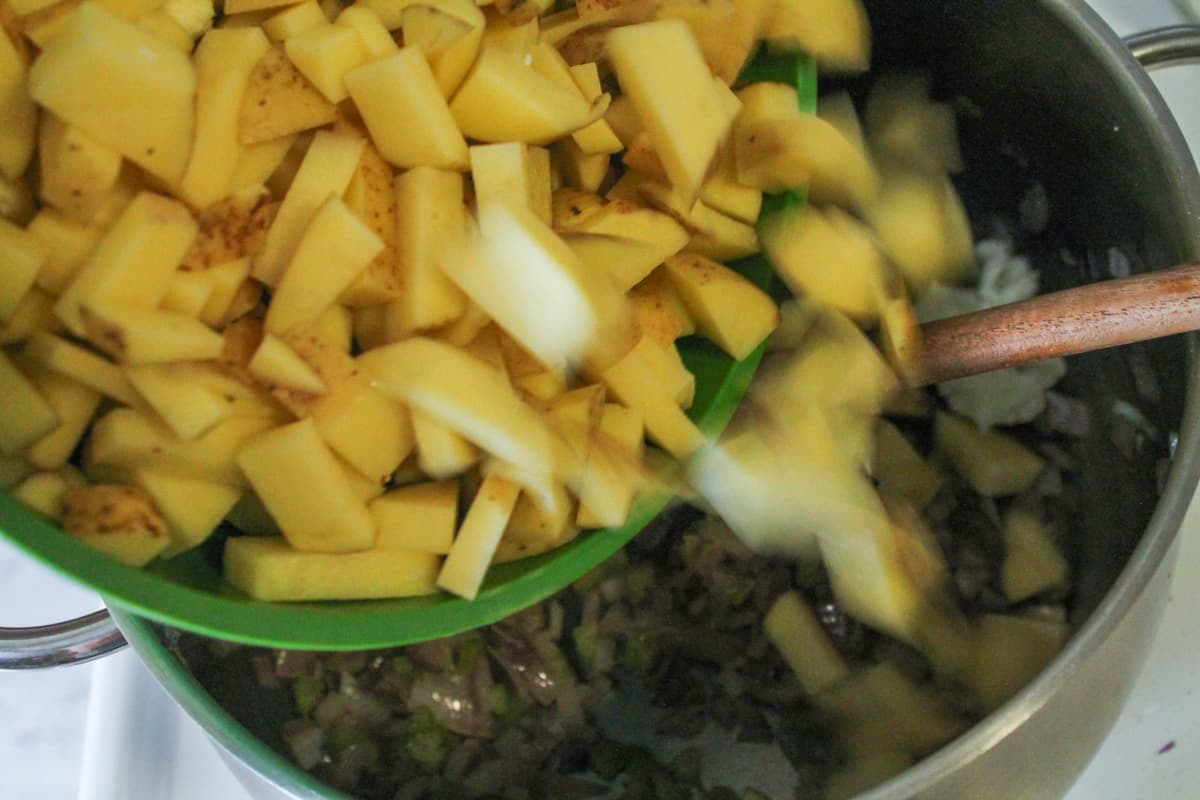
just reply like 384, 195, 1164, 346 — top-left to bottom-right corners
37, 114, 121, 222
391, 166, 469, 331
236, 417, 377, 552
362, 336, 556, 478
469, 142, 553, 228
178, 27, 271, 209
248, 333, 326, 394
61, 483, 170, 567
344, 47, 469, 170
370, 480, 459, 554
54, 192, 198, 336
238, 45, 336, 144
129, 469, 241, 557
26, 209, 100, 295
662, 252, 779, 361
29, 4, 195, 184
764, 0, 871, 74
80, 305, 224, 365
607, 19, 731, 205
224, 536, 440, 601
0, 217, 43, 322
933, 411, 1045, 497
765, 591, 850, 695
313, 375, 414, 484
125, 363, 235, 440
284, 23, 365, 103
437, 473, 520, 600
0, 16, 36, 181
265, 195, 383, 334
412, 408, 479, 479
22, 330, 138, 405
335, 6, 397, 60
401, 0, 484, 98
262, 1, 326, 41
0, 351, 60, 454
22, 363, 101, 470
1001, 507, 1069, 603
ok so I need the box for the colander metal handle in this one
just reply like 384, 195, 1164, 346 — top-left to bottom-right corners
1126, 25, 1200, 68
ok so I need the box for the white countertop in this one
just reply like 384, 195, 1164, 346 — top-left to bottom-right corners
3, 2, 1200, 799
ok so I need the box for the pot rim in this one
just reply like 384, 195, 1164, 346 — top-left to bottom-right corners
115, 2, 1200, 799
864, 1, 1200, 796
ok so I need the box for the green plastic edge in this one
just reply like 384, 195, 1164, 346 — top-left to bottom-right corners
0, 52, 819, 650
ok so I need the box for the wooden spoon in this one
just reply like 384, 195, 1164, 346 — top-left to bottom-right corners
912, 263, 1200, 386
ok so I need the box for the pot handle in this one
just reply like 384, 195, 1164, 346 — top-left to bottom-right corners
1126, 25, 1200, 68
0, 609, 125, 670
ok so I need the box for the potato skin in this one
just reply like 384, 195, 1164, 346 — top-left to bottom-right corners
62, 484, 168, 539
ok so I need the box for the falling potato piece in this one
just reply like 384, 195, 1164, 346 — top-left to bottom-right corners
869, 168, 975, 293
765, 591, 851, 695
966, 614, 1070, 711
61, 483, 170, 567
865, 71, 964, 175
1001, 507, 1069, 603
760, 205, 889, 323
437, 204, 633, 371
933, 411, 1045, 497
688, 0, 772, 84
763, 0, 871, 74
224, 536, 441, 601
872, 421, 942, 510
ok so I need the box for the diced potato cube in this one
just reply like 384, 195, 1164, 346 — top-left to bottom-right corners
55, 192, 198, 336
29, 4, 195, 184
763, 0, 871, 74
760, 205, 889, 322
262, 0, 326, 41
662, 252, 778, 360
284, 23, 365, 103
265, 195, 383, 334
701, 140, 763, 225
437, 473, 520, 599
1002, 507, 1069, 603
177, 27, 272, 209
344, 47, 468, 170
22, 330, 138, 404
0, 217, 43, 322
224, 535, 440, 600
37, 114, 121, 222
567, 63, 623, 155
161, 269, 215, 319
869, 168, 975, 293
334, 5, 397, 59
449, 46, 602, 145
872, 421, 941, 510
390, 166, 469, 331
125, 363, 234, 439
0, 350, 59, 453
236, 417, 377, 552
88, 407, 278, 487
400, 0, 484, 98
252, 130, 365, 286
0, 19, 36, 181
470, 142, 553, 228
967, 614, 1070, 711
412, 408, 479, 479
438, 205, 633, 370
248, 333, 326, 394
765, 591, 850, 695
933, 412, 1045, 497
238, 45, 336, 144
26, 209, 99, 295
866, 71, 964, 175
23, 363, 101, 469
362, 337, 556, 478
607, 20, 731, 205
595, 341, 705, 460
576, 403, 644, 529
200, 258, 254, 327
370, 481, 458, 554
0, 288, 58, 345
339, 142, 400, 307
130, 469, 241, 557
81, 305, 223, 365
11, 468, 82, 520
557, 140, 609, 193
687, 0, 771, 84
313, 376, 414, 484
628, 268, 696, 346
61, 484, 170, 567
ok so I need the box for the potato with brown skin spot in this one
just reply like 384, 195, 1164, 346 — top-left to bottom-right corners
239, 45, 337, 145
61, 484, 170, 567
181, 191, 278, 272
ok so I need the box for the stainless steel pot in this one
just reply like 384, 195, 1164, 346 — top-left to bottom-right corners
8, 2, 1200, 799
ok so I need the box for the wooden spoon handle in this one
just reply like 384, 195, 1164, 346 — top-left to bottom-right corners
914, 263, 1200, 387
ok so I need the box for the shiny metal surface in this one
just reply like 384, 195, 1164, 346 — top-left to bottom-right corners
1127, 25, 1200, 65
90, 5, 1200, 800
0, 610, 125, 670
